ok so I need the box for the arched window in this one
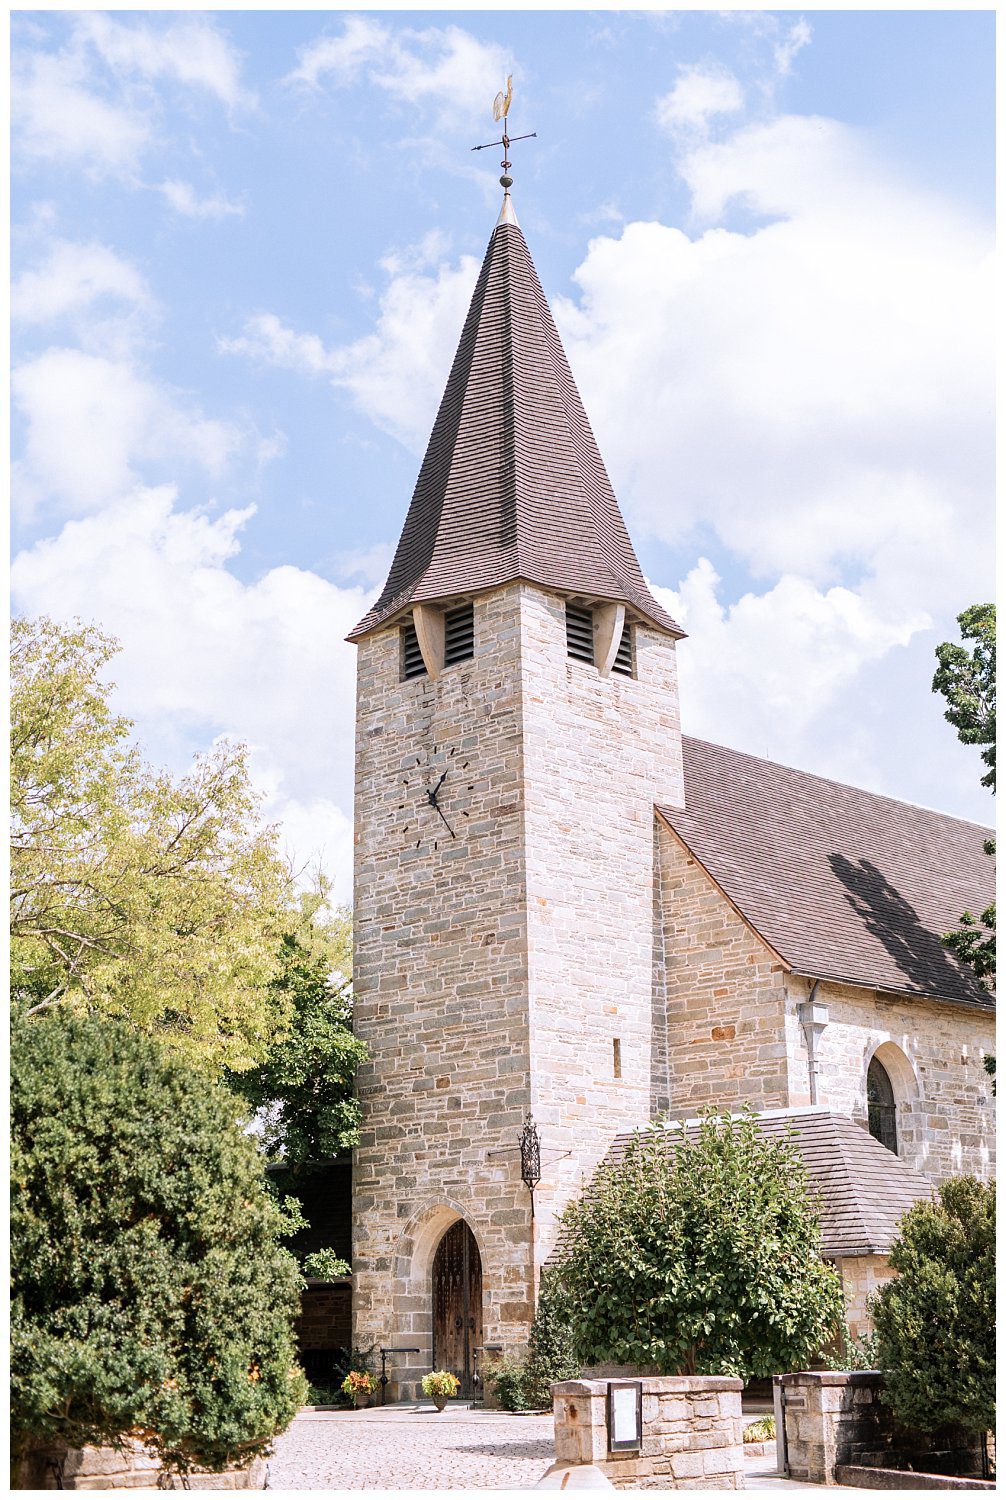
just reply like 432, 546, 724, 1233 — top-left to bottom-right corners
867, 1056, 898, 1155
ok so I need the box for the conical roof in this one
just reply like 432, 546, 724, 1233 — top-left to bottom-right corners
348, 212, 682, 640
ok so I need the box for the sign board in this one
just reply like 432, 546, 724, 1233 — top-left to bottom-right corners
607, 1381, 642, 1452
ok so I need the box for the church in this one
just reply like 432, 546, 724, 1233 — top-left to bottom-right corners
341, 180, 995, 1402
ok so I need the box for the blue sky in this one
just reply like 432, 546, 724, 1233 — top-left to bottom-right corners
11, 9, 995, 899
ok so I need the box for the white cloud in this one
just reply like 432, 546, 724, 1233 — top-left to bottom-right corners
11, 487, 366, 902
13, 48, 149, 176
12, 238, 154, 327
774, 19, 812, 78
13, 348, 240, 518
74, 13, 253, 110
287, 16, 509, 123
655, 64, 744, 136
552, 114, 992, 616
157, 179, 246, 220
652, 559, 928, 751
222, 249, 480, 452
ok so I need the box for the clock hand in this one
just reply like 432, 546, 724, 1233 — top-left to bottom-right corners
431, 770, 448, 799
434, 803, 457, 839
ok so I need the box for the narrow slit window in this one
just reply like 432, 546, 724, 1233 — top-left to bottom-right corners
443, 603, 475, 668
566, 603, 595, 664
612, 1037, 622, 1079
611, 620, 634, 677
401, 619, 426, 680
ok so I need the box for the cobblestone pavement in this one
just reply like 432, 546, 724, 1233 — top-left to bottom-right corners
265, 1405, 556, 1491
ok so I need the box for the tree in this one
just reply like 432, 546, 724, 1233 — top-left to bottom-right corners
552, 1112, 843, 1379
932, 605, 995, 994
871, 1177, 994, 1443
226, 884, 368, 1165
11, 1010, 307, 1476
933, 603, 995, 791
11, 616, 292, 1071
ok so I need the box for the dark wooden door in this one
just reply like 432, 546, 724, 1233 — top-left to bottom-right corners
432, 1220, 483, 1398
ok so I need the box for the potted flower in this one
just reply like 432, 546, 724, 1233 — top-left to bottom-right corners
341, 1370, 376, 1409
422, 1370, 461, 1412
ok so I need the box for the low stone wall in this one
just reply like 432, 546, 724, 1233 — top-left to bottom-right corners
779, 1371, 985, 1486
15, 1440, 266, 1490
552, 1376, 744, 1490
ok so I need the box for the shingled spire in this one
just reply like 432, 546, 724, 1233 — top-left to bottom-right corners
348, 210, 682, 641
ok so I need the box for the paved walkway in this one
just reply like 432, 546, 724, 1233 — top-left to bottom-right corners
265, 1404, 874, 1492
266, 1405, 556, 1490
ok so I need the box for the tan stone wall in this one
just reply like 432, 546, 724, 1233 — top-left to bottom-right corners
654, 826, 790, 1115
518, 590, 684, 1266
782, 976, 995, 1181
352, 584, 534, 1393
351, 583, 684, 1384
15, 1442, 264, 1490
552, 1376, 744, 1489
837, 1254, 896, 1339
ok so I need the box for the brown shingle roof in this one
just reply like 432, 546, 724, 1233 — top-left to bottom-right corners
348, 219, 682, 641
546, 1109, 935, 1263
659, 737, 994, 1012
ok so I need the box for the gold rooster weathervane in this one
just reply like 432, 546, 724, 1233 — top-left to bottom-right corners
472, 73, 536, 195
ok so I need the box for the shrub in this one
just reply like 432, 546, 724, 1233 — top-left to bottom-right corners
10, 1012, 306, 1476
821, 1325, 880, 1372
553, 1111, 844, 1378
488, 1355, 532, 1412
302, 1248, 352, 1281
743, 1416, 776, 1444
871, 1176, 994, 1440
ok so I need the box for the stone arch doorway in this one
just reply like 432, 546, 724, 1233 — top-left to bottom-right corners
432, 1219, 483, 1397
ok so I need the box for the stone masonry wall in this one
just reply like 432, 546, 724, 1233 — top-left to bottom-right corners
782, 976, 995, 1182
15, 1442, 264, 1490
552, 1376, 744, 1489
352, 582, 686, 1383
836, 1254, 896, 1339
518, 590, 684, 1267
654, 825, 790, 1116
352, 584, 534, 1394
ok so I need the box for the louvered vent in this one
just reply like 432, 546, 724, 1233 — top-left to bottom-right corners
566, 603, 595, 665
612, 620, 634, 677
401, 619, 426, 680
443, 603, 474, 667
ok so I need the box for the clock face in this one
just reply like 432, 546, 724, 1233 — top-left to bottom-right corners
399, 743, 474, 850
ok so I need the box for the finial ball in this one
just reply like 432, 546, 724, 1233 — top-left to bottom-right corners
500, 173, 513, 189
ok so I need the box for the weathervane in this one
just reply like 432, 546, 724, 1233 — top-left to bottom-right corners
472, 73, 537, 195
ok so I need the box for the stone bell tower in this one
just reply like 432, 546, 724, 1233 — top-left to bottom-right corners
348, 186, 685, 1399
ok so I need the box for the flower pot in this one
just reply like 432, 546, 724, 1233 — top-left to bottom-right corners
354, 1393, 371, 1409
432, 1394, 448, 1412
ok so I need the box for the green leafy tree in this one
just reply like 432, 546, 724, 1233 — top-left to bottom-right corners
871, 1177, 994, 1441
552, 1112, 843, 1379
11, 616, 292, 1070
11, 1011, 307, 1477
227, 885, 368, 1165
933, 603, 995, 791
932, 605, 995, 993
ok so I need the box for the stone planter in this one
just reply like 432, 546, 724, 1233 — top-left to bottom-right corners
15, 1440, 266, 1490
353, 1392, 371, 1410
432, 1394, 448, 1412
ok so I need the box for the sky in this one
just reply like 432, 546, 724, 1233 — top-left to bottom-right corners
11, 8, 995, 902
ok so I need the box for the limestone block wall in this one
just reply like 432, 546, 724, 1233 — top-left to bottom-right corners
552, 1376, 744, 1489
15, 1442, 264, 1490
654, 826, 790, 1116
518, 589, 684, 1266
351, 584, 535, 1388
836, 1254, 896, 1339
782, 976, 996, 1181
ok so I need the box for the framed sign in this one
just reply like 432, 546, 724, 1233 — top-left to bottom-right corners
607, 1381, 643, 1453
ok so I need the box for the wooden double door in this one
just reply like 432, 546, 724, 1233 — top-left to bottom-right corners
432, 1220, 483, 1398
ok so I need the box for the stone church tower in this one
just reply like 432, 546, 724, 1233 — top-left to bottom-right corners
347, 192, 686, 1399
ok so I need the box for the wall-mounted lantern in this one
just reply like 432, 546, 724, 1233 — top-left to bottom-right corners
520, 1112, 541, 1218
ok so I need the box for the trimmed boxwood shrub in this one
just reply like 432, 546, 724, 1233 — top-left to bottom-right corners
871, 1176, 994, 1441
10, 1012, 306, 1477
